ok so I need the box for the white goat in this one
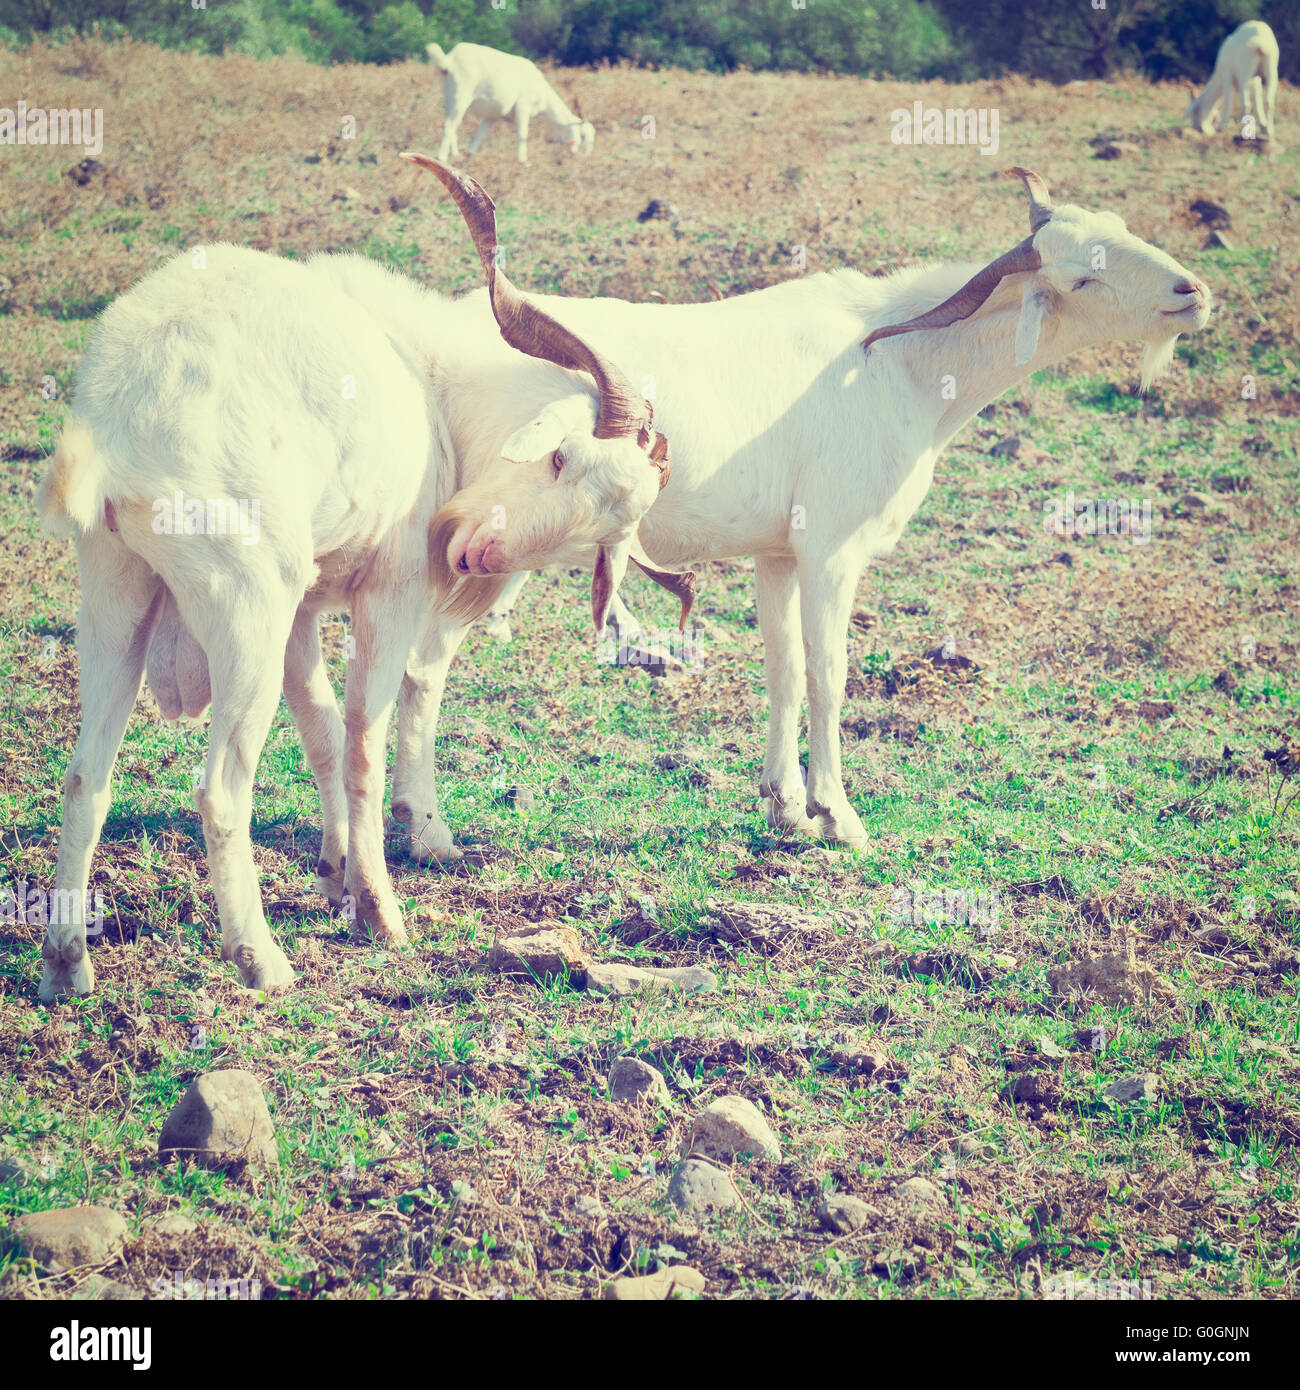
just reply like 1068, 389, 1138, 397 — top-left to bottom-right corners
404, 156, 1211, 855
1184, 20, 1279, 140
36, 236, 674, 1000
426, 42, 594, 164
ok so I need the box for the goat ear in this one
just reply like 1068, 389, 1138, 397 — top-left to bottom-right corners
1015, 284, 1053, 366
501, 409, 568, 464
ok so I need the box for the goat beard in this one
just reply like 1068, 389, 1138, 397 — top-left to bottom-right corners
1139, 335, 1179, 394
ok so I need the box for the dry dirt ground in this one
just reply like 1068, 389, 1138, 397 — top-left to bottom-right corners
0, 38, 1298, 1301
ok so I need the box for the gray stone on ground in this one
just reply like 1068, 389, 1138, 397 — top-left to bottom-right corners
668, 1159, 742, 1213
895, 1176, 944, 1207
683, 1094, 780, 1162
604, 1266, 706, 1300
957, 1135, 993, 1157
1105, 1073, 1159, 1103
148, 1212, 199, 1237
157, 1069, 278, 1171
490, 921, 591, 981
572, 1195, 606, 1219
0, 1154, 34, 1187
12, 1206, 127, 1271
609, 1057, 670, 1105
585, 962, 716, 996
817, 1193, 874, 1234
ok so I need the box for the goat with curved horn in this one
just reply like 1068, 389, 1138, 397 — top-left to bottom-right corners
401, 151, 657, 454
863, 168, 1052, 351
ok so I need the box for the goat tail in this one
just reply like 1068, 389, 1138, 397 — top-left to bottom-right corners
36, 419, 108, 538
425, 42, 452, 71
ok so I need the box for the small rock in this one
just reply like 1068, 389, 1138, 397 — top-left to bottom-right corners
636, 199, 679, 223
373, 1131, 397, 1156
828, 1038, 892, 1075
668, 1158, 742, 1212
608, 1057, 670, 1105
1092, 140, 1140, 159
0, 1154, 34, 1187
148, 1212, 198, 1237
873, 1246, 922, 1276
817, 1194, 873, 1234
158, 1069, 278, 1171
1105, 1073, 1159, 1103
584, 962, 716, 996
896, 1177, 943, 1207
12, 1206, 127, 1271
490, 920, 591, 982
604, 1265, 706, 1299
572, 1195, 605, 1219
957, 1135, 992, 1157
73, 1274, 135, 1299
705, 898, 828, 951
493, 785, 536, 812
684, 1094, 780, 1163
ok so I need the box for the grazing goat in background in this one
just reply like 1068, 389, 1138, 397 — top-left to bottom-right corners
36, 237, 677, 1000
404, 155, 1211, 855
426, 41, 594, 164
1184, 20, 1279, 140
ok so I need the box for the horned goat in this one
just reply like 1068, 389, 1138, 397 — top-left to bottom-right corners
1184, 20, 1279, 140
404, 155, 1212, 855
426, 41, 594, 164
35, 237, 677, 1000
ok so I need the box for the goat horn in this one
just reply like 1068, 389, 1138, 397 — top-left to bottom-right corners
1005, 166, 1053, 232
400, 151, 651, 442
862, 235, 1042, 351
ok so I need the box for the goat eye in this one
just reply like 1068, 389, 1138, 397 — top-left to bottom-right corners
551, 450, 564, 475
1073, 277, 1094, 291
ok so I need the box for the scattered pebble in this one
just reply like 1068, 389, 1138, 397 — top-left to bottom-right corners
683, 1094, 780, 1163
817, 1193, 874, 1234
157, 1069, 278, 1171
148, 1212, 199, 1237
584, 962, 716, 996
895, 1177, 944, 1207
12, 1206, 127, 1271
668, 1158, 742, 1212
608, 1057, 671, 1105
490, 921, 592, 982
604, 1266, 705, 1300
572, 1195, 606, 1219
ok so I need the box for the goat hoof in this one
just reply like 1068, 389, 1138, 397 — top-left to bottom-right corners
810, 808, 869, 850
352, 888, 408, 946
226, 940, 295, 993
407, 817, 459, 865
314, 854, 347, 907
38, 943, 95, 1002
483, 618, 513, 644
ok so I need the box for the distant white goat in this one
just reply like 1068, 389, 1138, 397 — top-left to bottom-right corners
426, 41, 594, 164
36, 234, 674, 1000
1184, 20, 1279, 140
405, 155, 1211, 854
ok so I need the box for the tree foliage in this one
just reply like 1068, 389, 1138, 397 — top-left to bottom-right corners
0, 0, 1296, 80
